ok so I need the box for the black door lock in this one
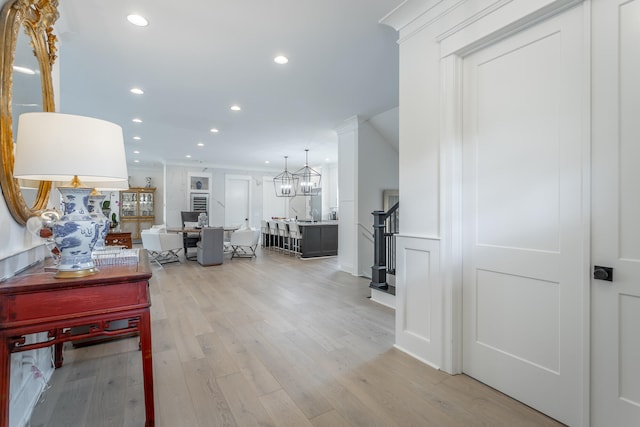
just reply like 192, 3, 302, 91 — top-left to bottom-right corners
594, 266, 613, 282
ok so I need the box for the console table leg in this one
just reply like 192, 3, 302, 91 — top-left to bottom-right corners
139, 311, 155, 426
54, 338, 63, 368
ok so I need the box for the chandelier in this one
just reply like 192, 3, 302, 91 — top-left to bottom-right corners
293, 149, 321, 195
273, 156, 298, 197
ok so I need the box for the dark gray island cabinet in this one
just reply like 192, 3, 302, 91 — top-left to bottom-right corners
298, 221, 338, 258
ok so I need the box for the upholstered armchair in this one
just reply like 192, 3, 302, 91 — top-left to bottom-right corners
140, 225, 183, 266
196, 227, 224, 266
228, 228, 261, 259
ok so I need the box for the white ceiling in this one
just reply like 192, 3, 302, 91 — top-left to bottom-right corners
56, 0, 401, 173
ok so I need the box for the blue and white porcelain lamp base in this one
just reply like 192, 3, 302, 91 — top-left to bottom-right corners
53, 184, 101, 278
88, 192, 109, 251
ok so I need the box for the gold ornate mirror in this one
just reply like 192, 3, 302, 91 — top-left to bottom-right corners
0, 0, 58, 225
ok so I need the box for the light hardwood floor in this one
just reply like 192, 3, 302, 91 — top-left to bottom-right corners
30, 248, 563, 427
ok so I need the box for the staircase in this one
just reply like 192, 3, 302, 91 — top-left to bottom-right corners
369, 202, 398, 307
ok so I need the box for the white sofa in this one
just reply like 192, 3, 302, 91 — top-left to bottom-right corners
140, 225, 183, 265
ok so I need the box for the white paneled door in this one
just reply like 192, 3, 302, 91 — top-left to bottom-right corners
591, 0, 640, 425
225, 175, 251, 228
461, 6, 586, 426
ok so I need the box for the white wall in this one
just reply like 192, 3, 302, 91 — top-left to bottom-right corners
398, 30, 440, 238
164, 164, 265, 227
337, 113, 399, 277
288, 193, 308, 220
127, 166, 165, 225
0, 201, 46, 278
357, 120, 399, 277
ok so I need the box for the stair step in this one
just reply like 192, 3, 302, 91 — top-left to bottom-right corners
369, 283, 396, 296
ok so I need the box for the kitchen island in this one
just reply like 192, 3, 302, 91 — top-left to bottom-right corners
297, 221, 338, 258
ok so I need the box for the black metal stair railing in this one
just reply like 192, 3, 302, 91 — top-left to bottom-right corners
370, 202, 399, 293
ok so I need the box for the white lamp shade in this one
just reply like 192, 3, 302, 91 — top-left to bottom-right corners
86, 180, 129, 191
53, 179, 129, 191
14, 112, 128, 182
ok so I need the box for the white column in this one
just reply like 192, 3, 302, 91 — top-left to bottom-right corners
336, 116, 359, 275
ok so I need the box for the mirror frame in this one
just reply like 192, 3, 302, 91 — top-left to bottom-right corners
0, 0, 58, 225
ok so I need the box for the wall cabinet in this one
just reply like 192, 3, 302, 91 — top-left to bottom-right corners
120, 188, 155, 241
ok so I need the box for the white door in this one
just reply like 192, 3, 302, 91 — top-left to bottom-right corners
591, 0, 640, 425
225, 175, 251, 228
461, 7, 586, 426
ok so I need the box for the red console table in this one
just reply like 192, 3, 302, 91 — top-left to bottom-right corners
0, 252, 154, 426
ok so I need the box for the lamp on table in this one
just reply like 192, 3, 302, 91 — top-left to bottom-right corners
13, 112, 128, 278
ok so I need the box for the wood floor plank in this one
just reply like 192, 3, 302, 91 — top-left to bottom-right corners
31, 248, 564, 427
123, 382, 145, 427
336, 352, 471, 426
153, 349, 200, 427
182, 357, 238, 427
170, 291, 215, 337
216, 372, 276, 427
318, 381, 400, 427
85, 352, 129, 426
150, 318, 176, 354
166, 310, 206, 362
238, 323, 334, 418
203, 313, 282, 396
28, 363, 72, 427
438, 374, 561, 426
309, 409, 354, 427
46, 376, 95, 427
237, 351, 282, 397
196, 332, 240, 378
259, 389, 314, 427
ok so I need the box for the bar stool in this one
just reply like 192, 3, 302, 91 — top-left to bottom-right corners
288, 222, 302, 256
267, 220, 280, 251
278, 221, 291, 254
261, 220, 269, 248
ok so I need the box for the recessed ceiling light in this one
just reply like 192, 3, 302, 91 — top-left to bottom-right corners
127, 14, 149, 27
197, 142, 204, 147
133, 136, 141, 140
133, 150, 140, 154
274, 55, 289, 65
185, 154, 192, 158
130, 87, 144, 95
13, 66, 36, 75
134, 159, 140, 163
132, 118, 142, 123
325, 158, 330, 162
265, 160, 270, 164
210, 128, 219, 133
230, 105, 241, 111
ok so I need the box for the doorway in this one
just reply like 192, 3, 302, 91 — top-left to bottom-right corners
225, 175, 251, 228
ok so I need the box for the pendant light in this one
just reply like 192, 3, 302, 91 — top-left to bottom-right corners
273, 156, 298, 197
293, 148, 321, 195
